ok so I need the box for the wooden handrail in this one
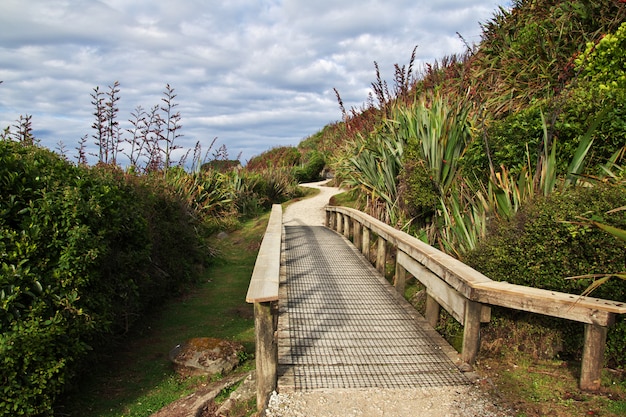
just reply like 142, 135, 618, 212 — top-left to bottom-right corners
246, 204, 282, 303
326, 205, 626, 391
246, 204, 282, 411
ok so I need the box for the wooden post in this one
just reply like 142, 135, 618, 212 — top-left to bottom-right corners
425, 294, 441, 328
394, 262, 406, 294
343, 215, 351, 238
353, 221, 362, 251
362, 227, 370, 258
254, 301, 277, 410
580, 323, 609, 391
376, 236, 387, 275
326, 210, 331, 228
461, 300, 482, 365
336, 213, 343, 234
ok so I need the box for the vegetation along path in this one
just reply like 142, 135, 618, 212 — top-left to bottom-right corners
266, 181, 510, 416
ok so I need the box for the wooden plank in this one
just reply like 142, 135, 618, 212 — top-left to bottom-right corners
246, 204, 282, 303
398, 251, 467, 325
473, 281, 617, 326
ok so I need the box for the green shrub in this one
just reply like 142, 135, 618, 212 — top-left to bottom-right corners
556, 82, 626, 170
484, 106, 544, 176
0, 142, 104, 415
463, 183, 626, 365
397, 157, 438, 224
576, 21, 626, 92
293, 151, 326, 183
0, 141, 207, 416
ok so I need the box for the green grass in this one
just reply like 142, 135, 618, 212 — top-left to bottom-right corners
328, 189, 360, 208
56, 213, 270, 417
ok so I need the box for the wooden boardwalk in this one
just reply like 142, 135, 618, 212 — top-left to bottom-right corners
276, 225, 468, 392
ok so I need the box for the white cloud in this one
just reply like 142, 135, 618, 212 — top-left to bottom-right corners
0, 0, 507, 165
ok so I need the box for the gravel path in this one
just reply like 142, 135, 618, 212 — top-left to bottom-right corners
268, 181, 513, 417
283, 180, 342, 226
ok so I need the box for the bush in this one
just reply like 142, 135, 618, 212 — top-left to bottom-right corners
397, 157, 438, 224
556, 83, 626, 171
484, 106, 544, 175
463, 183, 626, 365
0, 141, 207, 416
576, 21, 626, 92
293, 151, 326, 183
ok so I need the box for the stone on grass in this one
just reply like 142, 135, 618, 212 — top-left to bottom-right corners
169, 337, 244, 377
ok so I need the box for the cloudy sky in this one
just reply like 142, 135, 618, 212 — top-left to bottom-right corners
0, 0, 508, 166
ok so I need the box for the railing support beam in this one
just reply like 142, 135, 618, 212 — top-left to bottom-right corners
362, 227, 370, 258
461, 300, 482, 365
376, 236, 386, 275
246, 204, 282, 411
343, 215, 351, 238
324, 206, 626, 391
580, 322, 610, 391
353, 221, 362, 251
253, 301, 277, 410
394, 262, 406, 294
425, 294, 441, 328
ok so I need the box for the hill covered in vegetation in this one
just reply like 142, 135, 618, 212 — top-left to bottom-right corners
268, 0, 626, 366
1, 0, 625, 415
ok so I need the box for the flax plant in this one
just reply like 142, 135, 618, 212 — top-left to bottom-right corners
165, 168, 236, 222
337, 129, 404, 225
389, 94, 480, 250
436, 182, 489, 256
390, 94, 474, 196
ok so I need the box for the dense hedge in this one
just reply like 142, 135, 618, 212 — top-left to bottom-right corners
0, 141, 207, 416
463, 183, 626, 365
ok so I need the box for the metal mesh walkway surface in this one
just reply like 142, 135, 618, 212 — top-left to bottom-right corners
277, 225, 469, 392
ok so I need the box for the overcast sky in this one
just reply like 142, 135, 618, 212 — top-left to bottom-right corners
0, 0, 508, 166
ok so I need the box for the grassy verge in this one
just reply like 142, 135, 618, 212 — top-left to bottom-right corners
57, 213, 270, 417
328, 190, 360, 208
475, 351, 626, 417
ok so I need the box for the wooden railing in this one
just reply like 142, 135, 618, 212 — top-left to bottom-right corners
245, 204, 282, 410
326, 206, 626, 391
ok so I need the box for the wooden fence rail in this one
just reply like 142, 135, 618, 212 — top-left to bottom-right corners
245, 204, 282, 410
326, 206, 626, 391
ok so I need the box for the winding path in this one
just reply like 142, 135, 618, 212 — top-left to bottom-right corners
283, 180, 343, 226
265, 181, 510, 416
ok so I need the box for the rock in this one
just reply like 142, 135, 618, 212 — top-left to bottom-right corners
149, 371, 253, 417
458, 362, 474, 372
169, 337, 244, 377
217, 231, 229, 240
215, 372, 256, 416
